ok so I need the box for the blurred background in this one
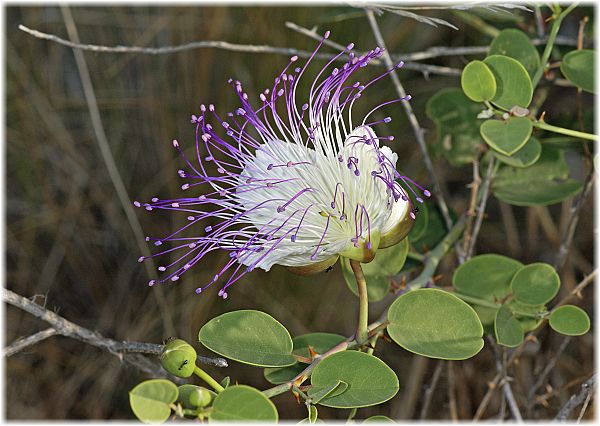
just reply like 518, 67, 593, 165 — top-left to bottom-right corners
5, 4, 594, 420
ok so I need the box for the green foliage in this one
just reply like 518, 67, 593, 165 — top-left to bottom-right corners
504, 299, 545, 332
461, 60, 497, 102
309, 351, 399, 408
494, 305, 524, 347
160, 339, 197, 378
511, 263, 560, 306
492, 137, 541, 168
264, 333, 346, 385
560, 49, 595, 93
363, 416, 395, 423
483, 55, 533, 109
410, 205, 457, 252
453, 254, 522, 301
488, 29, 540, 79
452, 254, 591, 347
387, 288, 484, 360
549, 305, 591, 336
480, 116, 532, 155
342, 238, 409, 301
129, 379, 179, 424
308, 405, 319, 423
308, 380, 348, 404
209, 385, 278, 422
198, 310, 295, 367
425, 88, 483, 166
492, 146, 583, 206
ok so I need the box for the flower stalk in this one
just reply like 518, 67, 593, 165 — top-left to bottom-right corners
193, 366, 224, 393
350, 259, 369, 345
532, 120, 597, 141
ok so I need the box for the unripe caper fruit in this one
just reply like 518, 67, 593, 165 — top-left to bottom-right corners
189, 387, 212, 408
160, 338, 197, 378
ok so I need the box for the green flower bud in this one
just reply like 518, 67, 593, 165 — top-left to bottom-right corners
189, 387, 212, 408
160, 338, 197, 378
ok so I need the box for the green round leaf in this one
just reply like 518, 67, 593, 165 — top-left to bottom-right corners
473, 305, 499, 327
309, 351, 399, 408
264, 363, 304, 385
363, 415, 395, 423
511, 263, 560, 306
198, 310, 295, 367
560, 49, 595, 93
425, 88, 483, 166
453, 254, 523, 300
493, 146, 583, 206
209, 385, 278, 422
493, 137, 542, 168
494, 305, 524, 347
489, 29, 540, 79
129, 379, 178, 424
461, 60, 497, 102
308, 380, 348, 404
387, 288, 484, 360
480, 117, 533, 155
264, 333, 346, 385
309, 405, 318, 423
343, 239, 408, 301
484, 55, 533, 109
549, 305, 590, 336
293, 333, 347, 359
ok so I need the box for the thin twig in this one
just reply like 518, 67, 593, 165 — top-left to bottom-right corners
465, 157, 495, 259
393, 356, 429, 418
283, 21, 460, 76
555, 269, 597, 308
447, 362, 459, 420
534, 5, 545, 38
419, 360, 444, 419
489, 336, 523, 421
3, 288, 227, 368
19, 23, 581, 60
461, 159, 481, 259
554, 171, 595, 270
59, 6, 174, 335
365, 9, 453, 231
18, 23, 460, 76
576, 385, 594, 422
526, 337, 572, 413
4, 328, 58, 357
555, 374, 596, 421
